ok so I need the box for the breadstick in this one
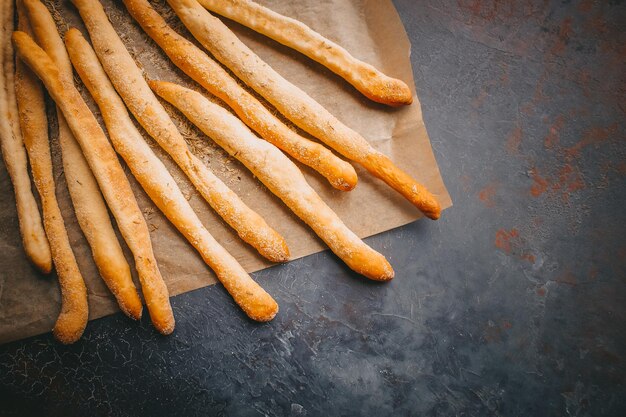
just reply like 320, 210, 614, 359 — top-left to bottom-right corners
152, 81, 394, 281
123, 0, 356, 192
23, 0, 142, 319
13, 32, 175, 335
168, 0, 441, 220
197, 0, 413, 106
15, 0, 87, 343
0, 0, 51, 273
66, 28, 278, 322
71, 0, 289, 263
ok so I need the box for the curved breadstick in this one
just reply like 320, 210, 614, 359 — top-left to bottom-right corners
23, 0, 142, 319
0, 0, 51, 273
197, 0, 413, 106
15, 0, 87, 344
123, 0, 356, 192
71, 0, 289, 263
13, 31, 175, 335
152, 81, 394, 281
168, 0, 441, 220
66, 28, 278, 322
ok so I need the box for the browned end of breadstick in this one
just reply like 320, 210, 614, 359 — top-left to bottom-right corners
365, 78, 413, 107
364, 152, 441, 220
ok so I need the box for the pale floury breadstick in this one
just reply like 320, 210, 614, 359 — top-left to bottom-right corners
123, 0, 356, 192
15, 0, 87, 344
23, 0, 143, 319
13, 32, 175, 335
197, 0, 413, 106
168, 0, 441, 220
66, 28, 278, 322
152, 81, 394, 281
0, 0, 51, 273
71, 0, 289, 263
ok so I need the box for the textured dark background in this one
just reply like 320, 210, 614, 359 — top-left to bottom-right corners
1, 0, 625, 416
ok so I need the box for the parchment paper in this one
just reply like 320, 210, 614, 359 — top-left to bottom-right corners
0, 0, 451, 344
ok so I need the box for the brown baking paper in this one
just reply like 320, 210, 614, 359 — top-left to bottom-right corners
0, 0, 451, 344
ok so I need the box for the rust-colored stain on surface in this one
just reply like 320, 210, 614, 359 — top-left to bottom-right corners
506, 126, 523, 154
495, 228, 519, 253
478, 182, 498, 207
530, 168, 549, 197
495, 228, 537, 263
544, 115, 566, 149
529, 164, 585, 200
564, 123, 619, 158
550, 17, 573, 55
555, 270, 578, 286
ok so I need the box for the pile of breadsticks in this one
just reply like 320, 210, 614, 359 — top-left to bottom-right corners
0, 0, 441, 343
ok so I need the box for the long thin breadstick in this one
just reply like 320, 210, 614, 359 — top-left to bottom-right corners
168, 0, 442, 219
23, 0, 142, 319
15, 0, 87, 344
152, 81, 394, 281
122, 0, 356, 192
197, 0, 413, 106
13, 31, 175, 335
66, 28, 278, 322
71, 0, 289, 263
0, 0, 51, 273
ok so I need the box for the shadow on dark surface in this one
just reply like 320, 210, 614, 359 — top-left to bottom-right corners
1, 0, 625, 416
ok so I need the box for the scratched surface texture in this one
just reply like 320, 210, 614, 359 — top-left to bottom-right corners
1, 0, 625, 415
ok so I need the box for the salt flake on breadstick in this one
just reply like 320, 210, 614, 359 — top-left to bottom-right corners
168, 0, 442, 220
23, 0, 142, 319
15, 0, 87, 344
13, 31, 175, 335
71, 0, 289, 263
197, 0, 413, 106
0, 0, 51, 273
66, 28, 278, 322
152, 81, 395, 281
122, 0, 357, 191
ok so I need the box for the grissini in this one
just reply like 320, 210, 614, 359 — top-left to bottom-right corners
123, 0, 357, 192
168, 0, 441, 220
15, 0, 88, 344
152, 81, 394, 281
197, 0, 413, 106
66, 28, 278, 322
71, 0, 289, 263
23, 0, 143, 319
13, 31, 175, 335
0, 0, 51, 273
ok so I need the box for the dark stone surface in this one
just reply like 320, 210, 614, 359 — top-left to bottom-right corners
1, 0, 625, 416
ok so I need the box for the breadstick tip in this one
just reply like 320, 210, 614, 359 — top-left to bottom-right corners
53, 308, 88, 344
25, 239, 53, 274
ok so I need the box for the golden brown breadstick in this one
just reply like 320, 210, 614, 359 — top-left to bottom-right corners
71, 0, 289, 263
152, 81, 394, 281
15, 0, 87, 344
23, 0, 142, 319
169, 0, 441, 219
66, 28, 278, 321
0, 0, 51, 273
13, 31, 175, 335
197, 0, 413, 106
123, 0, 356, 192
